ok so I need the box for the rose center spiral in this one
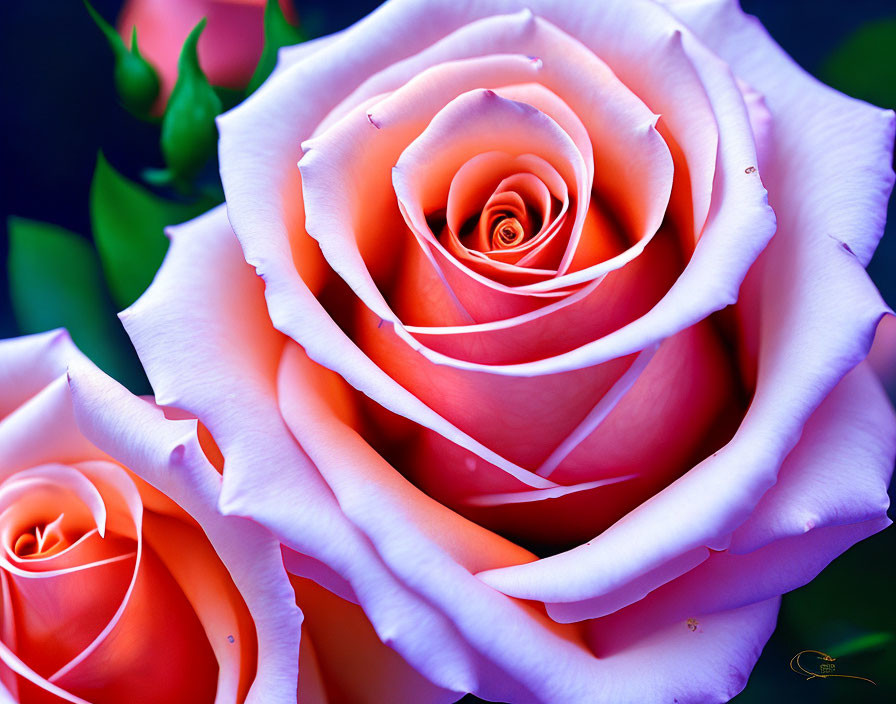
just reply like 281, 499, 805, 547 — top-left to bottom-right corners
492, 214, 526, 249
12, 515, 68, 558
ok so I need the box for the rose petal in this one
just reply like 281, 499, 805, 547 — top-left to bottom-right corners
590, 518, 885, 652
353, 301, 636, 474
0, 330, 80, 420
403, 224, 681, 365
276, 342, 538, 575
661, 0, 895, 265
729, 361, 894, 554
293, 575, 451, 704
0, 378, 99, 480
271, 31, 344, 82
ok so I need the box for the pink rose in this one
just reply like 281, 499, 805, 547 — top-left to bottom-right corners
117, 0, 296, 107
125, 1, 896, 701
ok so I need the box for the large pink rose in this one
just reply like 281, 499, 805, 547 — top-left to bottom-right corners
124, 0, 896, 701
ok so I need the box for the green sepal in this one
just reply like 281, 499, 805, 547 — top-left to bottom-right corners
84, 0, 160, 117
7, 217, 148, 392
161, 19, 223, 183
246, 0, 306, 95
90, 153, 214, 308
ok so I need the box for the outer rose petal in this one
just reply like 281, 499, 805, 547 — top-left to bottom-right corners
0, 330, 79, 419
0, 375, 98, 477
661, 0, 895, 265
273, 32, 343, 79
730, 361, 894, 554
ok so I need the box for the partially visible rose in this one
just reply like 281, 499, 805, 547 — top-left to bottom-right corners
0, 330, 300, 703
117, 0, 296, 107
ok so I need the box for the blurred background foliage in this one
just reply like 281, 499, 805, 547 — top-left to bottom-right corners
0, 1, 893, 702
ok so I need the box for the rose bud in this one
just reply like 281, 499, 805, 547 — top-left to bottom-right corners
117, 0, 297, 111
123, 0, 896, 701
0, 331, 300, 702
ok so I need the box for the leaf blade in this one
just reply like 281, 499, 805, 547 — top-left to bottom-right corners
7, 217, 147, 391
90, 153, 210, 308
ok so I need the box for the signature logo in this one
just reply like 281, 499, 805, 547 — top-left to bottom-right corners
789, 649, 876, 685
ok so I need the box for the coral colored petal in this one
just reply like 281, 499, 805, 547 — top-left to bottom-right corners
276, 343, 538, 575
294, 576, 450, 704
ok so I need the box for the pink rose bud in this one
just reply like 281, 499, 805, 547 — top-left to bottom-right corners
117, 0, 296, 111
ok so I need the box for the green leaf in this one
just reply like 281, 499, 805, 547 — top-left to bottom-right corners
822, 18, 896, 109
90, 153, 212, 308
7, 217, 147, 392
828, 632, 894, 659
246, 0, 306, 95
161, 19, 223, 183
83, 0, 160, 117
